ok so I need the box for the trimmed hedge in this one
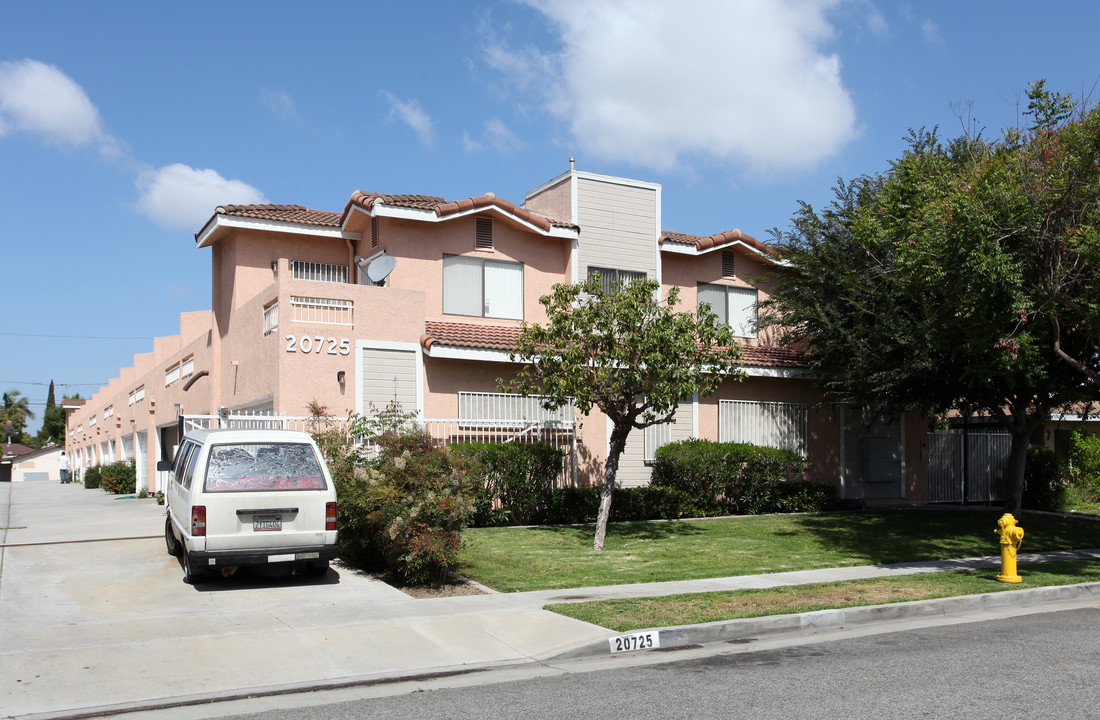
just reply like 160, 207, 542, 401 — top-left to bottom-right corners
453, 442, 564, 526
83, 465, 102, 489
650, 439, 823, 515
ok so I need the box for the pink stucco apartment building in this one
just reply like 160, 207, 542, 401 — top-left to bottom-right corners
64, 165, 931, 502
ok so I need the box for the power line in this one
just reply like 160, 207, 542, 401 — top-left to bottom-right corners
0, 381, 103, 387
0, 332, 150, 340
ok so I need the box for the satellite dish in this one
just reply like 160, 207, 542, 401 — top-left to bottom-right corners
366, 255, 397, 283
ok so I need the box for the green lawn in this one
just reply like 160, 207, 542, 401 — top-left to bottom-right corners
457, 509, 1100, 592
545, 558, 1100, 632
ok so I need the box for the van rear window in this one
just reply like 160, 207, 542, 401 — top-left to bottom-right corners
203, 443, 327, 492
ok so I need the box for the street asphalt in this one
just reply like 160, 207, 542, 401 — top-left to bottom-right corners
2, 480, 1098, 720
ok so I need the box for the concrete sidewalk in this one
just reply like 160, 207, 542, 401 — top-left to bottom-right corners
2, 480, 1098, 720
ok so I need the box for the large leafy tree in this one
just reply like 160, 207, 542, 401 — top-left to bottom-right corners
503, 276, 744, 550
765, 81, 1100, 514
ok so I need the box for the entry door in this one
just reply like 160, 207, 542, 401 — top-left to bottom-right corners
842, 410, 904, 500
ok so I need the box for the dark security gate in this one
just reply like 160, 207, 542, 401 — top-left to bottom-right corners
928, 431, 1010, 503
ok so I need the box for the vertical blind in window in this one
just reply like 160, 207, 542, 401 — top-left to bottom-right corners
698, 284, 758, 338
443, 255, 523, 320
443, 256, 484, 316
697, 283, 728, 325
728, 287, 758, 338
719, 400, 807, 456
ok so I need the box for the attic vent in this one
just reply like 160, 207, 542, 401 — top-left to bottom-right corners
475, 217, 494, 250
371, 217, 380, 249
722, 250, 736, 278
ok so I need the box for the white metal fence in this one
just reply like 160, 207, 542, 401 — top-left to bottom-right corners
182, 411, 577, 487
928, 431, 1011, 503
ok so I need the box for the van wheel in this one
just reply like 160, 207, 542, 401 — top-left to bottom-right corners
182, 553, 209, 585
307, 560, 329, 576
165, 517, 182, 557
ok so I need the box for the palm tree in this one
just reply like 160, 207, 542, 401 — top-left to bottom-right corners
1, 390, 35, 444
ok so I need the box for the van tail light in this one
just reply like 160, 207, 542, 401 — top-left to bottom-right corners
192, 506, 206, 537
326, 502, 337, 531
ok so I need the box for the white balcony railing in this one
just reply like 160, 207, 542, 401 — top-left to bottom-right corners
291, 296, 353, 326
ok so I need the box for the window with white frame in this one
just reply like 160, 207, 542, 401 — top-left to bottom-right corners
181, 355, 194, 379
263, 301, 279, 334
134, 385, 145, 403
104, 405, 114, 419
89, 416, 97, 427
588, 266, 646, 294
165, 362, 180, 386
443, 255, 523, 320
719, 400, 807, 456
698, 283, 758, 338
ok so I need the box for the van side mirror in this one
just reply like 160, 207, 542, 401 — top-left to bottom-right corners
156, 460, 172, 472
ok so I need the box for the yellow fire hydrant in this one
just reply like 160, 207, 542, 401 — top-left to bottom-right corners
994, 513, 1025, 583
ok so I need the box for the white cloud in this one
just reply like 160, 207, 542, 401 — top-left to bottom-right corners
260, 87, 298, 121
485, 118, 525, 154
381, 90, 434, 147
464, 118, 526, 155
0, 59, 119, 155
920, 19, 943, 46
488, 0, 858, 174
864, 4, 888, 36
135, 164, 267, 229
462, 131, 485, 153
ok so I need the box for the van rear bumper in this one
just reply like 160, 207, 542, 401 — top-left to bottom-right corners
188, 544, 338, 568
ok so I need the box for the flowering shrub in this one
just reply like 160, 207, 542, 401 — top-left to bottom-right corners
100, 460, 136, 494
335, 423, 482, 585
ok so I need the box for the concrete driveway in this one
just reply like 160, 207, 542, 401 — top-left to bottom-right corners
0, 481, 611, 719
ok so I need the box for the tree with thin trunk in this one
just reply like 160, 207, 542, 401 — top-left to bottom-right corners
503, 276, 744, 550
1, 389, 35, 444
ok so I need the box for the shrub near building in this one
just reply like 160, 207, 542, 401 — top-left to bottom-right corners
650, 439, 832, 515
334, 426, 482, 586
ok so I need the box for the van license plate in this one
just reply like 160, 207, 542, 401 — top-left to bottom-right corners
253, 515, 282, 531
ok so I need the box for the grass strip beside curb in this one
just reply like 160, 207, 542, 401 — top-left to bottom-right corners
545, 559, 1100, 632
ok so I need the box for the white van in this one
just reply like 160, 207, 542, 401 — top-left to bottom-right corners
163, 428, 338, 583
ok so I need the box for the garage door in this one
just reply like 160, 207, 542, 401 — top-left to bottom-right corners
361, 346, 419, 416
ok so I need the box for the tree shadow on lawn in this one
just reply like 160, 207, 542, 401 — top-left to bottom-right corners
531, 519, 706, 545
788, 508, 1100, 566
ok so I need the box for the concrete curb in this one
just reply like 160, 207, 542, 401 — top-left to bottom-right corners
551, 581, 1100, 660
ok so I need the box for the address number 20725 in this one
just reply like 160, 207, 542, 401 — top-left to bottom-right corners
285, 335, 351, 356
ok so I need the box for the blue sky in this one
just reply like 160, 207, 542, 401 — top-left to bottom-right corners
2, 0, 1098, 435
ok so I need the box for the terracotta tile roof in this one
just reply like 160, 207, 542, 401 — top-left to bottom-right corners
422, 321, 523, 352
421, 321, 809, 369
346, 191, 449, 213
344, 191, 576, 231
214, 204, 342, 227
661, 228, 776, 257
739, 345, 810, 369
